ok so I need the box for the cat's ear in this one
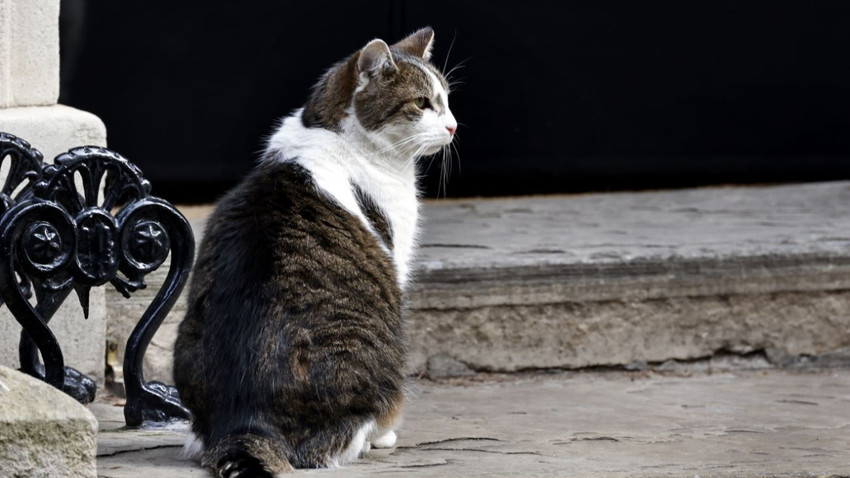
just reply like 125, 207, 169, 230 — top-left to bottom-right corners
393, 27, 435, 61
357, 39, 397, 79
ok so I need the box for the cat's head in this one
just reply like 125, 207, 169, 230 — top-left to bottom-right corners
302, 27, 457, 158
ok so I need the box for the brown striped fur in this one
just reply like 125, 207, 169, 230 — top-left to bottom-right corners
303, 27, 446, 132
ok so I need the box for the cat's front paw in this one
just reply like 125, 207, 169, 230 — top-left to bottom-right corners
370, 430, 397, 449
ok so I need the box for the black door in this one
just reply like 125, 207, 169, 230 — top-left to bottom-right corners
60, 1, 850, 203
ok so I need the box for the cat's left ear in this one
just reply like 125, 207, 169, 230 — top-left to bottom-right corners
358, 39, 398, 79
393, 27, 435, 61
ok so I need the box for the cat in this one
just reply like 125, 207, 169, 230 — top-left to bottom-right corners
172, 27, 457, 477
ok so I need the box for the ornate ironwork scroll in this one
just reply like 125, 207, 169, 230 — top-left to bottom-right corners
0, 132, 194, 427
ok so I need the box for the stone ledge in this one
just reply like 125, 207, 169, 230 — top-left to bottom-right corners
406, 181, 850, 373
0, 365, 97, 478
0, 104, 106, 159
108, 181, 850, 381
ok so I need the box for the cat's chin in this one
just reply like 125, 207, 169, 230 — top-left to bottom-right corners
421, 143, 446, 156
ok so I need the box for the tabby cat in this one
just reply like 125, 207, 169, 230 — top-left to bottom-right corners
172, 27, 457, 477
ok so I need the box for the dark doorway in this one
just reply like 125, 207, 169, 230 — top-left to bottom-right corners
60, 1, 850, 204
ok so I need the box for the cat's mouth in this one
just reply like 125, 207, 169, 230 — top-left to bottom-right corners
425, 131, 456, 156
422, 139, 453, 156
422, 144, 444, 156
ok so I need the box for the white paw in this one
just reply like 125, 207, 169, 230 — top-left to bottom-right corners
180, 432, 204, 461
370, 430, 397, 449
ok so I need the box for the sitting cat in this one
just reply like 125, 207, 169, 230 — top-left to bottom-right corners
172, 27, 457, 477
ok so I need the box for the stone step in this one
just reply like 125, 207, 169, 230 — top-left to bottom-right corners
108, 181, 850, 383
407, 181, 850, 375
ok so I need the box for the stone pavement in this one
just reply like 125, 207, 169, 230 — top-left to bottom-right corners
93, 367, 850, 477
84, 181, 850, 476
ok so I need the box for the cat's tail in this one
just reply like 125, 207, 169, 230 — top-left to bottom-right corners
202, 432, 294, 477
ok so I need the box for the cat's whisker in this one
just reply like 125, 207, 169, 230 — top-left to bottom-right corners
442, 30, 458, 76
403, 143, 431, 167
440, 146, 450, 198
444, 58, 470, 86
378, 133, 434, 155
378, 136, 420, 152
445, 144, 454, 196
422, 148, 440, 176
451, 139, 463, 175
413, 143, 432, 166
401, 142, 430, 171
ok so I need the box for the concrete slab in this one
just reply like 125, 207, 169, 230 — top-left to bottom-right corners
92, 368, 850, 477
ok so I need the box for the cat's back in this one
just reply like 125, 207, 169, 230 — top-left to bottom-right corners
175, 161, 404, 429
186, 159, 401, 329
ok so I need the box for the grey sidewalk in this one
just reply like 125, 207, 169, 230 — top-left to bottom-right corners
94, 368, 850, 477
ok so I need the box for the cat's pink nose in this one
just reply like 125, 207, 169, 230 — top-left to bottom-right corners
446, 125, 457, 136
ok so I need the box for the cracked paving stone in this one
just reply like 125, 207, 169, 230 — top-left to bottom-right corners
92, 368, 850, 477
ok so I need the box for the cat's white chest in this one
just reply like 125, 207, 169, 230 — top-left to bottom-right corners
372, 177, 419, 289
344, 160, 420, 289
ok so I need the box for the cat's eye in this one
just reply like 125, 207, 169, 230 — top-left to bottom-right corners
413, 97, 431, 109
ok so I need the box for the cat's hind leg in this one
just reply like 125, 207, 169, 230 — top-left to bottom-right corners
292, 419, 376, 468
368, 397, 404, 449
333, 419, 376, 466
180, 431, 205, 461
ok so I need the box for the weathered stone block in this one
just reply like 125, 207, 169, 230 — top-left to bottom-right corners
0, 365, 97, 478
407, 290, 850, 373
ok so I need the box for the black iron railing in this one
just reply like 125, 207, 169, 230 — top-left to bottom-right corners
0, 132, 193, 427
